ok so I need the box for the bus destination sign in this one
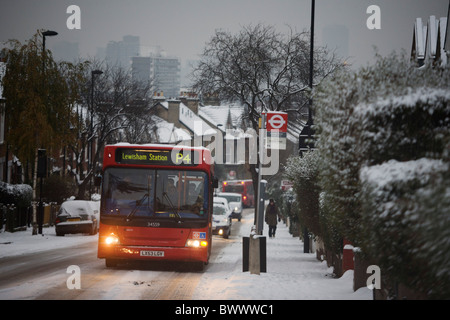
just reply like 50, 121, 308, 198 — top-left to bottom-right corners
115, 148, 196, 166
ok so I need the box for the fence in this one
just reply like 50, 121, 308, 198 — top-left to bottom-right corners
0, 203, 58, 233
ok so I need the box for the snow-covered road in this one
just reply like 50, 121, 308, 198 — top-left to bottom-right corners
0, 209, 371, 300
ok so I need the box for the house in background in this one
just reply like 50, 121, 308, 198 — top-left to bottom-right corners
149, 90, 303, 181
151, 92, 216, 143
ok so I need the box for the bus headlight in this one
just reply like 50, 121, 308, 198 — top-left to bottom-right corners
186, 239, 208, 248
105, 234, 120, 245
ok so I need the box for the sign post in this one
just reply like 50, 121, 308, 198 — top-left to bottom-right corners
244, 113, 267, 274
264, 111, 288, 150
244, 111, 289, 274
255, 113, 266, 236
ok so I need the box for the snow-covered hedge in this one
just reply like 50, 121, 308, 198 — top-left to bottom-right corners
285, 151, 343, 255
354, 87, 450, 164
360, 158, 450, 298
284, 151, 321, 237
313, 53, 450, 297
0, 181, 32, 207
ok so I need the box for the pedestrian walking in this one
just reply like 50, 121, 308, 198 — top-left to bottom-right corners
265, 199, 282, 238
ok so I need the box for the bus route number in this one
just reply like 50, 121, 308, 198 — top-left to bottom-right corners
175, 152, 191, 165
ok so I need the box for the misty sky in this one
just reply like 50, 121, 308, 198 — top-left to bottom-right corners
0, 0, 448, 68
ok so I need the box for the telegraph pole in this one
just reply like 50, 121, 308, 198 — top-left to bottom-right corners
309, 0, 315, 100
303, 0, 315, 253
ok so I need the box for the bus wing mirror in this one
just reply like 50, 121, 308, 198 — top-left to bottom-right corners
212, 177, 219, 189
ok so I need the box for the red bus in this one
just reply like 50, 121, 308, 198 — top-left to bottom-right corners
97, 144, 217, 269
222, 179, 254, 207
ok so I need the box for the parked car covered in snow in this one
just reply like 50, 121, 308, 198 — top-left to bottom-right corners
55, 200, 99, 236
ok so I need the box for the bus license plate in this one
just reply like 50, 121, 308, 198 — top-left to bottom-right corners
140, 250, 164, 257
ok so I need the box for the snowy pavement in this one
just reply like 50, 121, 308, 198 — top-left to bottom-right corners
0, 227, 96, 259
194, 217, 372, 300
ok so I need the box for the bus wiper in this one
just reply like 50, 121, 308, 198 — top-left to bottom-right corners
125, 193, 149, 222
162, 192, 182, 223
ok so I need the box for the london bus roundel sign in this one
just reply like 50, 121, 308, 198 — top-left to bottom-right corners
263, 112, 288, 150
265, 112, 288, 132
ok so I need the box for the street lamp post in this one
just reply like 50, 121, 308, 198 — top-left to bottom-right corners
33, 30, 57, 235
42, 31, 58, 74
309, 0, 315, 96
298, 0, 315, 252
89, 70, 103, 196
302, 0, 315, 254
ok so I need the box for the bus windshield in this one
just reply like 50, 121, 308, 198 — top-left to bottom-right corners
102, 167, 208, 220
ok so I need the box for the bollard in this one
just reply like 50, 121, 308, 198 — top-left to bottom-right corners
0, 205, 4, 231
342, 239, 354, 272
243, 235, 266, 274
243, 237, 249, 272
5, 205, 16, 232
249, 236, 261, 274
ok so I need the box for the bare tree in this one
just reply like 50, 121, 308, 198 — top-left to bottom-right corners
69, 61, 153, 199
191, 23, 342, 192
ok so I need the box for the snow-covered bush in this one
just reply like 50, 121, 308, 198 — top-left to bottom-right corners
0, 181, 32, 207
354, 87, 450, 164
284, 150, 346, 255
314, 52, 450, 297
284, 151, 321, 238
360, 159, 450, 298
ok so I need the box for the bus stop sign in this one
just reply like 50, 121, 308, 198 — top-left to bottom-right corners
265, 112, 288, 132
263, 112, 288, 150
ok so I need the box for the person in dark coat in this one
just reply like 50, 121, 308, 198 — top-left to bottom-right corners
265, 199, 282, 238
